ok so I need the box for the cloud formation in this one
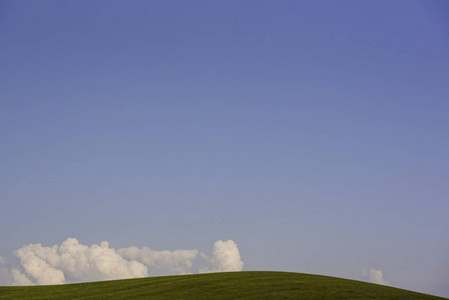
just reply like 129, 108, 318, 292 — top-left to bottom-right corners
13, 238, 148, 285
118, 246, 198, 275
200, 240, 244, 273
5, 238, 243, 285
362, 267, 390, 285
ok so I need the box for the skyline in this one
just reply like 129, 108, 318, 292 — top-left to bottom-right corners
1, 1, 448, 297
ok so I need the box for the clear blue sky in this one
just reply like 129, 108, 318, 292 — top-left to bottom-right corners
1, 0, 448, 297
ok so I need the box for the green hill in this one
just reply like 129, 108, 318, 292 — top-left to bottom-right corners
0, 271, 446, 299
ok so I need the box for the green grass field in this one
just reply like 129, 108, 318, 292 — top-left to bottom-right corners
0, 271, 446, 299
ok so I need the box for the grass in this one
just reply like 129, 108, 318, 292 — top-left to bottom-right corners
0, 271, 446, 299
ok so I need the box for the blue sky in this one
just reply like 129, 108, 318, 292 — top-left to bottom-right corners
1, 0, 448, 296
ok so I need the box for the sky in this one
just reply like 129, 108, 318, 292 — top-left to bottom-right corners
0, 0, 448, 297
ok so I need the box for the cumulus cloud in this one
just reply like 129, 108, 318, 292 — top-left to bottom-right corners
11, 269, 33, 286
118, 247, 198, 275
13, 238, 148, 285
6, 238, 243, 285
362, 267, 390, 285
200, 240, 243, 273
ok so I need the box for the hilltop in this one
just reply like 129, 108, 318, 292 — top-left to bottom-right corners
0, 271, 446, 299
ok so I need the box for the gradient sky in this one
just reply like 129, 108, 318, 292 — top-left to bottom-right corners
1, 0, 448, 297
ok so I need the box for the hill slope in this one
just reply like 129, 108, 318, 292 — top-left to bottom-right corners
0, 271, 446, 299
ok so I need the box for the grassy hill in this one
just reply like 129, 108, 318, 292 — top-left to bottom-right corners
0, 271, 446, 299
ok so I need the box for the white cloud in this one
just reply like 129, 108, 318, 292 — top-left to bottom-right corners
7, 238, 244, 285
14, 243, 66, 285
56, 238, 148, 282
13, 238, 148, 285
362, 267, 390, 285
200, 240, 243, 273
11, 269, 33, 286
118, 246, 198, 275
